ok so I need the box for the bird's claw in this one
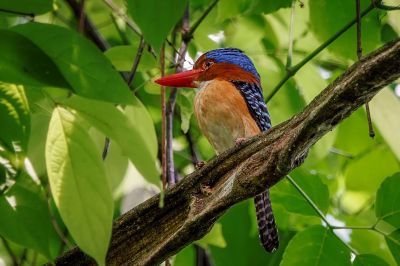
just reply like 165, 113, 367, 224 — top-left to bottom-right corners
200, 184, 212, 195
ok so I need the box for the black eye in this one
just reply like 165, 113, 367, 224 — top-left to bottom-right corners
204, 60, 214, 69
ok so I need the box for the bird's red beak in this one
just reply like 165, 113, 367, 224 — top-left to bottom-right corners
154, 68, 203, 88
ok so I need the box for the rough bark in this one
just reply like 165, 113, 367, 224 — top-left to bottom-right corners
52, 39, 400, 265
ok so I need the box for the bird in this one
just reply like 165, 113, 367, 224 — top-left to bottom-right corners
155, 48, 279, 252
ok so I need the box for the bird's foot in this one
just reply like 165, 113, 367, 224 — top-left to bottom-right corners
200, 184, 212, 195
195, 161, 206, 169
235, 137, 246, 146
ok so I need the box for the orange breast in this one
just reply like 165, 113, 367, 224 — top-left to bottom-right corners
194, 79, 260, 154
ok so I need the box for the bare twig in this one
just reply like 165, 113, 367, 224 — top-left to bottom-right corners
50, 39, 400, 266
286, 0, 296, 69
185, 0, 219, 41
102, 0, 141, 36
166, 5, 190, 186
127, 37, 146, 87
78, 0, 85, 34
265, 3, 375, 102
160, 44, 168, 192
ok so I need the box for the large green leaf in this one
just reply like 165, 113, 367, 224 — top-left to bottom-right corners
0, 82, 30, 154
353, 254, 389, 266
0, 30, 68, 88
0, 0, 53, 15
0, 173, 59, 259
281, 225, 351, 266
375, 173, 400, 228
12, 23, 132, 104
385, 229, 400, 265
309, 0, 381, 60
62, 95, 160, 185
45, 106, 113, 265
370, 88, 400, 161
271, 171, 330, 216
127, 0, 187, 52
104, 45, 157, 72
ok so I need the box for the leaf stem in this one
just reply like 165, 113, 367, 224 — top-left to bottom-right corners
127, 37, 146, 87
286, 0, 296, 70
265, 3, 375, 103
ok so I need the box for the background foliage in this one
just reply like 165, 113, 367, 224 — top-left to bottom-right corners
0, 0, 399, 265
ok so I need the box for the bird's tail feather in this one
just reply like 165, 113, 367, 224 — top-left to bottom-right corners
254, 189, 279, 252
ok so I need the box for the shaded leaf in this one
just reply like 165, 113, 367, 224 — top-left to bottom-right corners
281, 225, 351, 266
46, 106, 113, 265
0, 173, 59, 259
0, 0, 53, 15
385, 229, 400, 265
353, 254, 389, 266
0, 30, 68, 88
375, 173, 400, 228
13, 23, 132, 104
127, 0, 186, 52
62, 95, 160, 185
104, 45, 157, 72
271, 171, 330, 216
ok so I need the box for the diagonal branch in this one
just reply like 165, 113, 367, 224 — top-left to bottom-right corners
51, 39, 400, 266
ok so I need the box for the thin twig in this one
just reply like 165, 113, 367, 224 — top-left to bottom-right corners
185, 0, 219, 41
166, 5, 190, 186
356, 0, 375, 138
127, 37, 146, 87
102, 0, 141, 36
65, 0, 110, 51
160, 43, 168, 192
0, 236, 19, 266
286, 0, 296, 69
265, 3, 375, 102
78, 0, 85, 34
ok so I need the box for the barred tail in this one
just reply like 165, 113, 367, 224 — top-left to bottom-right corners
254, 189, 279, 252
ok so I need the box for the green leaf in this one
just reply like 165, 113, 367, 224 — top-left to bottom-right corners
62, 95, 160, 185
127, 0, 187, 52
385, 229, 400, 265
0, 30, 68, 88
12, 23, 132, 104
177, 90, 195, 133
0, 173, 59, 259
0, 0, 53, 15
104, 45, 157, 72
196, 223, 226, 249
353, 254, 389, 266
249, 0, 292, 15
281, 225, 351, 266
375, 173, 400, 228
271, 171, 329, 216
370, 88, 400, 161
45, 106, 113, 265
0, 82, 30, 154
309, 0, 381, 60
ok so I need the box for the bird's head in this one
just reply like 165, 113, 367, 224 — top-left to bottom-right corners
155, 48, 260, 88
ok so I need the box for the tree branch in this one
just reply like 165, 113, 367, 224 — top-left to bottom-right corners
51, 39, 400, 266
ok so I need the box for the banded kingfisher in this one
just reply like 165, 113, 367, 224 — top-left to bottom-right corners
155, 48, 279, 252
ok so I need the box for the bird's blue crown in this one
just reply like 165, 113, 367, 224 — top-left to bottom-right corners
204, 48, 260, 80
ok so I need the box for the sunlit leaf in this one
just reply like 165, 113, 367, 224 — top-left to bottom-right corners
127, 0, 187, 52
309, 0, 381, 60
12, 23, 132, 104
375, 173, 400, 228
0, 173, 59, 259
104, 45, 157, 72
370, 88, 400, 161
196, 223, 226, 249
0, 0, 53, 15
62, 95, 160, 185
46, 106, 113, 265
281, 225, 351, 266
